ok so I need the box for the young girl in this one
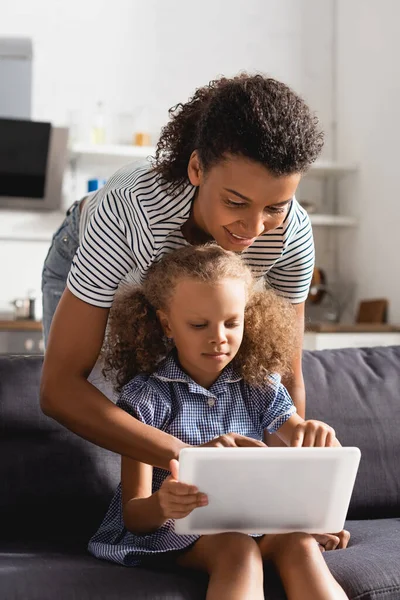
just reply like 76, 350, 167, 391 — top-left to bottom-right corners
88, 245, 348, 600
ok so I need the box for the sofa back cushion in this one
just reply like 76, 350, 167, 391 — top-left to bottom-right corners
303, 346, 400, 519
1, 347, 400, 544
0, 355, 120, 544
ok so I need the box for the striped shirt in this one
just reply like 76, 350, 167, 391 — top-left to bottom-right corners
67, 163, 314, 308
88, 351, 296, 566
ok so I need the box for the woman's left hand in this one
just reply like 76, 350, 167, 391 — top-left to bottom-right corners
290, 419, 341, 447
314, 529, 351, 552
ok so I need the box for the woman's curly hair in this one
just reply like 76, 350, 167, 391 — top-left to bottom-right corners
103, 245, 298, 392
153, 72, 324, 190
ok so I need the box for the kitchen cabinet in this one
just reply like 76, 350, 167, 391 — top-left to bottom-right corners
304, 331, 400, 351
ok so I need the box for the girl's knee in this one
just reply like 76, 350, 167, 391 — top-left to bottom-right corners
276, 532, 320, 563
214, 533, 262, 567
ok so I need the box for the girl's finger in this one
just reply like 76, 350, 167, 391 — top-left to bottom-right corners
169, 458, 179, 480
168, 481, 199, 496
167, 493, 207, 506
173, 501, 204, 515
165, 500, 206, 518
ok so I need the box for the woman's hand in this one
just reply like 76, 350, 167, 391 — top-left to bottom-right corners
201, 433, 266, 448
157, 459, 208, 520
290, 419, 341, 447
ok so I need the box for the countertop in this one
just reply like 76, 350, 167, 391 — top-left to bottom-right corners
1, 320, 399, 334
0, 320, 43, 332
306, 323, 400, 333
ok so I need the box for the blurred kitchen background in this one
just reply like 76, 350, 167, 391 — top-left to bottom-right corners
1, 0, 399, 353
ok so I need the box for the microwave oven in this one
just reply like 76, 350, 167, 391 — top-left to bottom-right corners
0, 118, 69, 211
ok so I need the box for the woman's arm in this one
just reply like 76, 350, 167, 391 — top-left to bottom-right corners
281, 301, 306, 418
40, 289, 187, 469
265, 301, 305, 447
121, 458, 205, 535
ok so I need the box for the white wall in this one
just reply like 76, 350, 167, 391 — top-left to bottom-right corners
336, 0, 400, 322
2, 0, 305, 140
1, 0, 316, 315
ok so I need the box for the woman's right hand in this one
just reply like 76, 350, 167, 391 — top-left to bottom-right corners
200, 433, 267, 448
157, 459, 208, 520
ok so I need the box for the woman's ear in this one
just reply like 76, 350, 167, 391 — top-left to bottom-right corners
187, 150, 202, 186
157, 309, 173, 338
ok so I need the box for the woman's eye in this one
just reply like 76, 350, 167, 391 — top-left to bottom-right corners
266, 204, 288, 215
226, 199, 246, 208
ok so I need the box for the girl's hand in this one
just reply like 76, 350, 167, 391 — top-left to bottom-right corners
157, 459, 208, 520
290, 419, 341, 447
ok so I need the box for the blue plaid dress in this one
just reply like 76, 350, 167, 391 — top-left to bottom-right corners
88, 352, 296, 566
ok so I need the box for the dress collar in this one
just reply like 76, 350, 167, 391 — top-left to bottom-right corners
152, 351, 242, 397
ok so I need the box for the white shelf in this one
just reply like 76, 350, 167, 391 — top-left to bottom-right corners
309, 214, 357, 227
69, 144, 357, 175
69, 143, 156, 160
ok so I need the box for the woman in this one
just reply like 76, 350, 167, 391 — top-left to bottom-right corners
40, 72, 323, 468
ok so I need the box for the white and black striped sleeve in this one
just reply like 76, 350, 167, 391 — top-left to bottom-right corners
67, 188, 154, 308
265, 205, 315, 304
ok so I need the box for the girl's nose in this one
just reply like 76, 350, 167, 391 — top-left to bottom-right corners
209, 325, 228, 345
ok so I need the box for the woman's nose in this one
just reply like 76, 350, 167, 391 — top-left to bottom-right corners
241, 212, 265, 237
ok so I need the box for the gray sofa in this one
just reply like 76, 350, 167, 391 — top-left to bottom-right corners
1, 347, 400, 600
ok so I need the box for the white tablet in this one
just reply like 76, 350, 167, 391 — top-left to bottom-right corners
174, 447, 361, 535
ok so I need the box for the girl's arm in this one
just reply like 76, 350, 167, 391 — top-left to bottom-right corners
275, 413, 341, 447
121, 458, 165, 534
121, 457, 207, 535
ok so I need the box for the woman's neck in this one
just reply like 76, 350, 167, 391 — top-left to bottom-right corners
181, 216, 213, 245
181, 191, 213, 245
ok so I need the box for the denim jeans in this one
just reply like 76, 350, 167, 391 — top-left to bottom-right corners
41, 201, 80, 346
41, 201, 116, 400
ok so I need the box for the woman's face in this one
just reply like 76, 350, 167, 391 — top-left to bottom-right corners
188, 153, 301, 251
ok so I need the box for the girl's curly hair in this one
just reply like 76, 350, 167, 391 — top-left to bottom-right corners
103, 245, 298, 392
153, 72, 324, 190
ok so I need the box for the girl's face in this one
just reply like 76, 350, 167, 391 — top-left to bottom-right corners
188, 153, 301, 251
158, 277, 247, 389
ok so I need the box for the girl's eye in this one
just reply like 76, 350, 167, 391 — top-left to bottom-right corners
226, 321, 240, 328
190, 323, 207, 329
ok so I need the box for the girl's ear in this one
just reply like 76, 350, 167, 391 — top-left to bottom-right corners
157, 309, 172, 338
